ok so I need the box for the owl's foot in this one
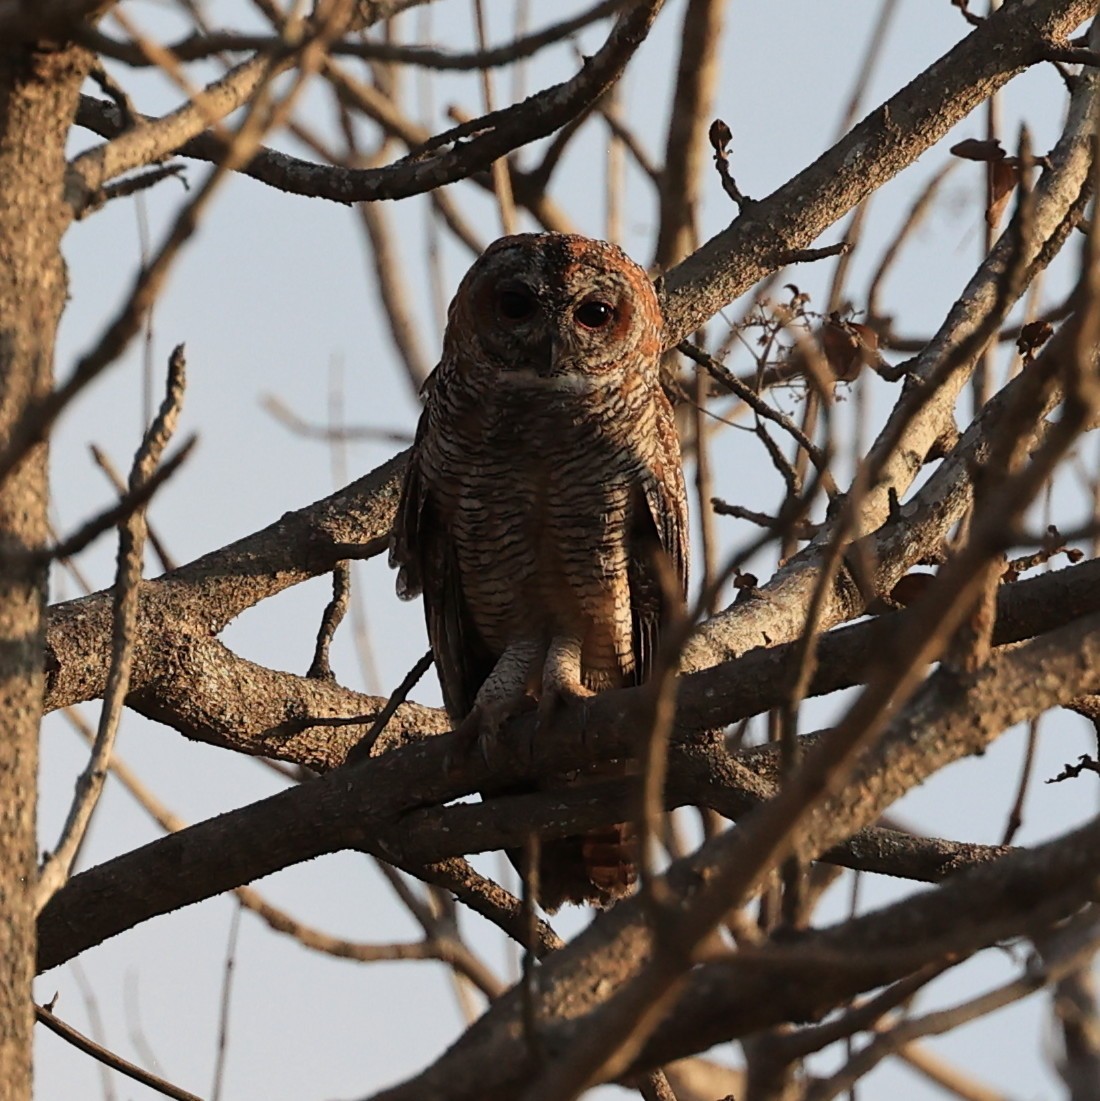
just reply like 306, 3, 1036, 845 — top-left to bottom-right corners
447, 693, 537, 772
479, 693, 539, 766
536, 681, 595, 735
538, 634, 596, 734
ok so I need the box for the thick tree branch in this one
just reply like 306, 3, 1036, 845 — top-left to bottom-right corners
37, 599, 1100, 976
43, 450, 406, 715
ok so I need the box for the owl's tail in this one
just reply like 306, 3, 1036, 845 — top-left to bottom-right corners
532, 823, 637, 912
581, 819, 638, 896
507, 758, 638, 912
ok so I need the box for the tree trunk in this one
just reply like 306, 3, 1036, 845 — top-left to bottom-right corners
0, 40, 88, 1101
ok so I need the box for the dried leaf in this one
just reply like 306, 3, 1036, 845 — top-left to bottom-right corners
950, 137, 1005, 162
986, 158, 1018, 228
820, 321, 860, 381
708, 118, 732, 155
818, 318, 880, 381
888, 571, 935, 607
1016, 319, 1054, 360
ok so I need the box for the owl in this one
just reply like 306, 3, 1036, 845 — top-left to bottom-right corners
391, 232, 689, 910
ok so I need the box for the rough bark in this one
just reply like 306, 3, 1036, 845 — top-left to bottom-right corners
0, 37, 89, 1101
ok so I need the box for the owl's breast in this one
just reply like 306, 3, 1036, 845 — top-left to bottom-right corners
423, 385, 650, 656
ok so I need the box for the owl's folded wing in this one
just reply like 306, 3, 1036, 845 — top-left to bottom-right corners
390, 410, 495, 721
628, 398, 689, 686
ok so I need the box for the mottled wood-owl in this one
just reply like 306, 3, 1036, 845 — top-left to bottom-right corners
391, 232, 689, 910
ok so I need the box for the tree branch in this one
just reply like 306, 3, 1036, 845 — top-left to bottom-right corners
37, 599, 1100, 976
68, 0, 665, 209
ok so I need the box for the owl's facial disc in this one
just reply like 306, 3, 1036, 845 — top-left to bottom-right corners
454, 234, 660, 387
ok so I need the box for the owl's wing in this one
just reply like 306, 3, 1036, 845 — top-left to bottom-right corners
390, 403, 495, 721
629, 402, 689, 686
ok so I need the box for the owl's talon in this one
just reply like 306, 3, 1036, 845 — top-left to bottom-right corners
536, 683, 594, 735
445, 708, 484, 775
447, 695, 536, 773
484, 694, 537, 765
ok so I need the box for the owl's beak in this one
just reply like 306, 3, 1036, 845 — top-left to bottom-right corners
532, 333, 562, 378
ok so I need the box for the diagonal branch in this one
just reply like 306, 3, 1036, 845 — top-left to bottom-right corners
35, 1003, 202, 1101
659, 0, 1093, 343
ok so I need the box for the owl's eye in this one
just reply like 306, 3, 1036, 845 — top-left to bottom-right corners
497, 288, 537, 321
574, 299, 616, 330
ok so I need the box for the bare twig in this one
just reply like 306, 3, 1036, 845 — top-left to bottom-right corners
2, 40, 318, 487
70, 961, 118, 1101
895, 1045, 1008, 1101
82, 163, 188, 216
209, 905, 241, 1101
345, 649, 435, 765
308, 561, 351, 681
598, 101, 662, 186
90, 444, 178, 573
45, 438, 195, 562
473, 0, 518, 236
356, 197, 435, 394
867, 163, 957, 320
401, 857, 564, 959
653, 0, 725, 269
820, 0, 901, 312
81, 1, 626, 72
372, 860, 504, 999
706, 118, 750, 209
679, 341, 836, 493
1002, 718, 1039, 845
259, 393, 413, 445
36, 346, 187, 914
35, 1003, 204, 1101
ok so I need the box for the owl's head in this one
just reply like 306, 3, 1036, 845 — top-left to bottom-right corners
442, 233, 664, 389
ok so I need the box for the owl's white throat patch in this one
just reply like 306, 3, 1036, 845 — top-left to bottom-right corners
506, 366, 614, 393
